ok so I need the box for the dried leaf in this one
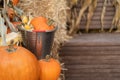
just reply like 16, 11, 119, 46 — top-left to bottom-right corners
2, 9, 17, 32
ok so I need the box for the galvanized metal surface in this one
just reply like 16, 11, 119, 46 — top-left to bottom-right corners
19, 27, 57, 59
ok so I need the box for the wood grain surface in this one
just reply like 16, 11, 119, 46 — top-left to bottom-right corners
60, 33, 120, 80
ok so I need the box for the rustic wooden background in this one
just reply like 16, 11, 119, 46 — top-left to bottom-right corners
59, 0, 120, 80
79, 0, 114, 30
60, 33, 120, 80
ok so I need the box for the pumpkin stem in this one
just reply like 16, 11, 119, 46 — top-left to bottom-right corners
45, 55, 51, 62
47, 18, 54, 26
6, 40, 17, 52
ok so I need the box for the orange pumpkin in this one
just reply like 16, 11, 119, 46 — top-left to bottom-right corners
30, 16, 54, 31
0, 46, 40, 80
39, 57, 61, 80
12, 0, 19, 6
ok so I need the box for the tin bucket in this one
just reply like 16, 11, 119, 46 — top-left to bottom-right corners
19, 27, 57, 59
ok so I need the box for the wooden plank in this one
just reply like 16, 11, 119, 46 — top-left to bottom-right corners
63, 33, 120, 46
62, 58, 120, 65
60, 51, 120, 56
65, 77, 120, 80
60, 46, 120, 51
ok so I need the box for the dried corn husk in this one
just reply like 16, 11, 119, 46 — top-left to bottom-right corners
0, 32, 22, 46
0, 13, 7, 46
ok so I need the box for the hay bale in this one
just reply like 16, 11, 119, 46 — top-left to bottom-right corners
18, 0, 71, 54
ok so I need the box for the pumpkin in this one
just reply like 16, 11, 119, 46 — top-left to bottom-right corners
12, 0, 19, 6
39, 56, 61, 80
0, 46, 40, 80
30, 16, 54, 31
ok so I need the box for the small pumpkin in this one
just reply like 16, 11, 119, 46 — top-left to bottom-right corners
0, 46, 40, 80
12, 0, 19, 6
39, 56, 61, 80
30, 16, 54, 31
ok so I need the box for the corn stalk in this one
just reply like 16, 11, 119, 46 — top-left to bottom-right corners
68, 0, 98, 35
109, 0, 120, 32
101, 0, 107, 32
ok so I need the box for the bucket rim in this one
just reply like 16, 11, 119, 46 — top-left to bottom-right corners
18, 26, 58, 33
33, 26, 58, 32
